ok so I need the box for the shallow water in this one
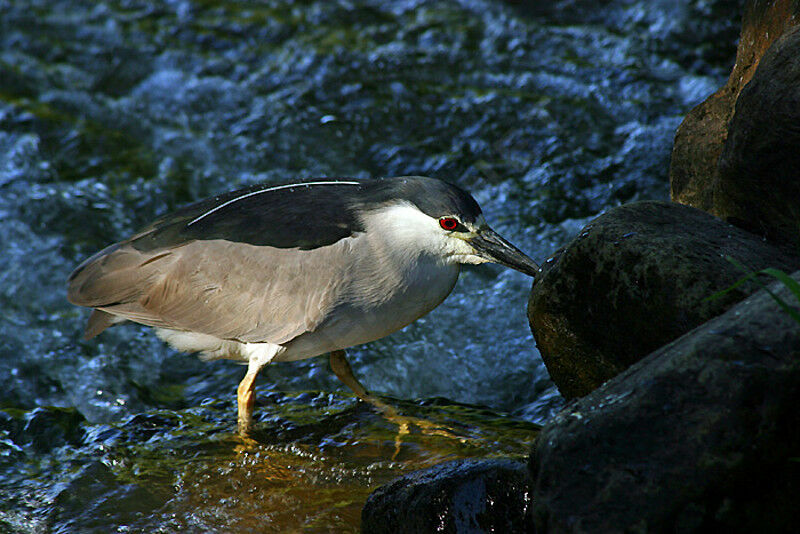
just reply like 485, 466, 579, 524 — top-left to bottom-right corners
3, 396, 537, 532
1, 0, 739, 531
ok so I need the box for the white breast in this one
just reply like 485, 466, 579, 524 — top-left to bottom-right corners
276, 203, 462, 361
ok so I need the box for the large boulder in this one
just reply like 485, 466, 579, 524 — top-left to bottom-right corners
715, 25, 800, 247
670, 0, 800, 247
529, 271, 800, 533
361, 459, 532, 533
528, 200, 800, 399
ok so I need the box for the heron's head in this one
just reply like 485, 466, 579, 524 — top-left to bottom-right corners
359, 176, 540, 276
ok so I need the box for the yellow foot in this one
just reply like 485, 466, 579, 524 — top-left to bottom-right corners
328, 350, 469, 446
382, 409, 466, 441
373, 404, 471, 460
234, 433, 260, 454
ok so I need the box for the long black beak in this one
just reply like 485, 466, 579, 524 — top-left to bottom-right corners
468, 228, 540, 277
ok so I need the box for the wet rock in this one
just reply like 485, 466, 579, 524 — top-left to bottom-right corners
529, 272, 800, 533
0, 406, 86, 453
527, 200, 800, 398
715, 25, 800, 247
670, 0, 800, 240
23, 407, 86, 452
46, 461, 165, 533
361, 459, 532, 534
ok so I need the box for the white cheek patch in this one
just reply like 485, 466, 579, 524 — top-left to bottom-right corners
360, 202, 489, 265
362, 202, 450, 256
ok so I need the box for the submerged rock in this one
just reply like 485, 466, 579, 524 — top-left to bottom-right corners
1, 406, 86, 453
527, 200, 800, 398
361, 459, 532, 534
530, 272, 800, 533
46, 461, 164, 532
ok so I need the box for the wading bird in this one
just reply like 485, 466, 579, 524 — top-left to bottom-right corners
67, 176, 539, 435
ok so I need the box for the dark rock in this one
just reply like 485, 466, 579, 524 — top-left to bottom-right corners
527, 200, 800, 399
46, 461, 165, 532
670, 0, 800, 243
361, 459, 532, 534
529, 271, 800, 533
715, 25, 800, 247
13, 406, 86, 453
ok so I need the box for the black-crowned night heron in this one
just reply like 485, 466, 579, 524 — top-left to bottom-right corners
67, 176, 539, 435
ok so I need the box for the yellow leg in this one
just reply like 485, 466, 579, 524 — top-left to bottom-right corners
329, 350, 394, 412
237, 371, 258, 437
328, 350, 464, 449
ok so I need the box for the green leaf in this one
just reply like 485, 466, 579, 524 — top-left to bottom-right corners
705, 258, 800, 326
760, 268, 800, 303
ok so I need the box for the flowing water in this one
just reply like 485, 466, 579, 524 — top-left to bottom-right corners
1, 0, 740, 531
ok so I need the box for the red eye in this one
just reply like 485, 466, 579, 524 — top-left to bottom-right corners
439, 217, 458, 231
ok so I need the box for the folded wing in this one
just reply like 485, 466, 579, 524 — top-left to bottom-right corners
67, 180, 367, 343
68, 238, 352, 344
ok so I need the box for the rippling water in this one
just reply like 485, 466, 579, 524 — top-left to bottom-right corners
1, 0, 739, 531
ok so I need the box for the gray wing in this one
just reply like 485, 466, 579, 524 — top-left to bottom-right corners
67, 238, 351, 344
